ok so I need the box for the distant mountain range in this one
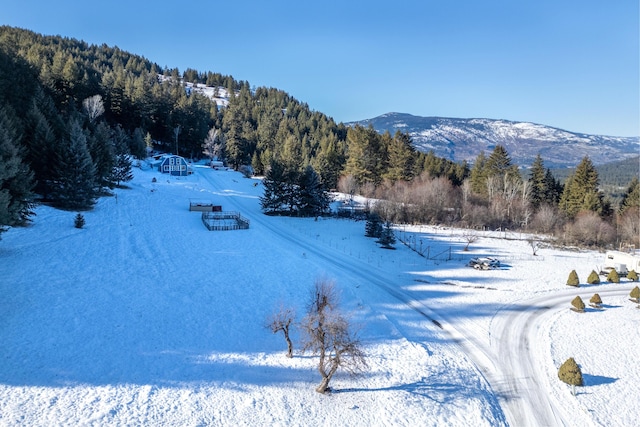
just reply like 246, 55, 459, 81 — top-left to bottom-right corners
348, 113, 639, 168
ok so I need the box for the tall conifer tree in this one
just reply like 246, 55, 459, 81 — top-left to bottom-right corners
50, 118, 97, 210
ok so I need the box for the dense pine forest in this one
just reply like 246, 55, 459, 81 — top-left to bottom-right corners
0, 26, 638, 248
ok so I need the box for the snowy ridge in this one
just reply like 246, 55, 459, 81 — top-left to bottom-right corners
350, 113, 639, 168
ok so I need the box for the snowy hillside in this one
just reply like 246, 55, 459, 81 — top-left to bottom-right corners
1, 163, 638, 426
351, 113, 640, 168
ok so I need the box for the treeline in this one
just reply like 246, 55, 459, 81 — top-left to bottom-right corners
0, 26, 638, 249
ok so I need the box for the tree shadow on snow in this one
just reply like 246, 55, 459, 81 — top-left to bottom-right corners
583, 373, 618, 387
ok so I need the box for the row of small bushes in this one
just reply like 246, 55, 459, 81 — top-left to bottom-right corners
570, 286, 640, 311
566, 269, 638, 287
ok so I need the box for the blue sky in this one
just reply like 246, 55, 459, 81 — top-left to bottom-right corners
4, 0, 639, 136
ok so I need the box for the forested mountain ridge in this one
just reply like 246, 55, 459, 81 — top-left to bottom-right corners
1, 26, 638, 249
350, 112, 639, 169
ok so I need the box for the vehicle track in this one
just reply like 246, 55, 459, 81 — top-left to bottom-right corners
200, 169, 625, 427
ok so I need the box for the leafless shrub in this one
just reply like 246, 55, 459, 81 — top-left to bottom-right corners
531, 204, 559, 234
267, 304, 296, 358
618, 207, 640, 248
564, 211, 615, 247
462, 229, 479, 251
528, 238, 543, 256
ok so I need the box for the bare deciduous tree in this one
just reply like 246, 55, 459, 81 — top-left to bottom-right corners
202, 128, 220, 162
618, 207, 640, 248
82, 94, 105, 123
301, 278, 367, 394
337, 175, 358, 203
462, 229, 479, 251
267, 304, 295, 358
565, 211, 615, 247
531, 204, 559, 234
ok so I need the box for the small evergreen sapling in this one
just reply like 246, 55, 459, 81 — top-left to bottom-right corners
566, 270, 580, 287
586, 270, 600, 285
589, 293, 602, 308
606, 269, 620, 283
630, 286, 640, 303
571, 296, 585, 312
558, 357, 584, 395
627, 270, 638, 282
74, 213, 85, 229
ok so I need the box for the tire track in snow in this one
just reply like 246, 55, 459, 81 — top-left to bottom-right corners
199, 169, 508, 424
490, 288, 630, 427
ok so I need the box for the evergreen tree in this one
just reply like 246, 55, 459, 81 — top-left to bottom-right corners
297, 165, 329, 217
260, 160, 292, 214
558, 357, 584, 388
485, 145, 514, 177
24, 99, 57, 197
566, 270, 580, 287
484, 145, 521, 196
0, 107, 36, 229
365, 212, 383, 238
571, 295, 585, 311
606, 268, 620, 283
343, 125, 383, 186
559, 156, 604, 218
589, 293, 602, 307
49, 118, 97, 210
469, 151, 488, 196
377, 221, 396, 249
74, 212, 85, 229
586, 270, 600, 284
383, 131, 415, 182
528, 154, 546, 209
630, 285, 640, 301
111, 125, 133, 187
129, 127, 147, 160
87, 121, 115, 191
543, 168, 562, 206
620, 176, 640, 214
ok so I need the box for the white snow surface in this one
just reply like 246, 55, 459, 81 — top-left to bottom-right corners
1, 163, 638, 427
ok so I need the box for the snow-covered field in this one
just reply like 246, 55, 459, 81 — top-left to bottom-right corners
1, 163, 638, 427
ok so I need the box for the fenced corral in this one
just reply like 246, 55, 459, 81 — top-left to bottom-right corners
201, 211, 250, 231
190, 200, 222, 212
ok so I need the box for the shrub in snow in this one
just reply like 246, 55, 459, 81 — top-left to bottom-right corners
630, 286, 640, 302
627, 270, 638, 282
558, 357, 584, 393
74, 213, 85, 229
571, 296, 585, 312
587, 270, 600, 284
589, 293, 602, 306
606, 269, 620, 283
566, 270, 580, 287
